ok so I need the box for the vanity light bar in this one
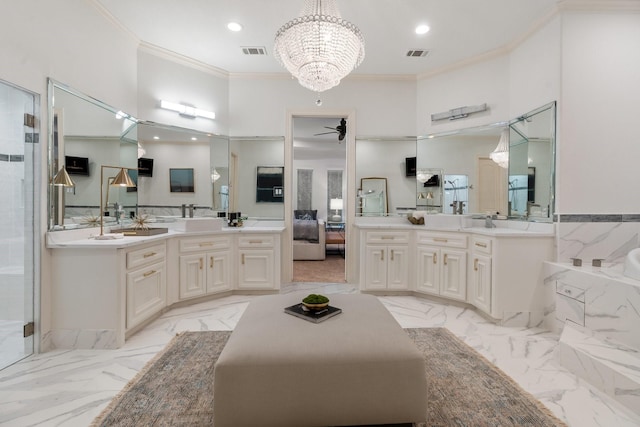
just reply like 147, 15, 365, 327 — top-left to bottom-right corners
160, 100, 216, 120
431, 103, 487, 122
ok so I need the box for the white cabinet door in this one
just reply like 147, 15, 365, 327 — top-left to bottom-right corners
237, 249, 275, 289
387, 245, 410, 290
470, 254, 492, 313
363, 245, 387, 290
440, 249, 467, 301
206, 250, 232, 293
126, 261, 166, 329
416, 246, 439, 294
179, 254, 206, 299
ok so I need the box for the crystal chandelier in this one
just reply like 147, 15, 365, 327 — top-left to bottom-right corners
490, 128, 510, 168
273, 0, 365, 92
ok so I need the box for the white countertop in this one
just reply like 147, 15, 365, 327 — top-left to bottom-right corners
46, 225, 285, 249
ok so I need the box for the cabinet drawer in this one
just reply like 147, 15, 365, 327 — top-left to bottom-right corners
126, 243, 166, 270
556, 281, 585, 302
180, 236, 231, 253
471, 237, 492, 255
237, 234, 275, 248
417, 232, 467, 249
365, 231, 410, 244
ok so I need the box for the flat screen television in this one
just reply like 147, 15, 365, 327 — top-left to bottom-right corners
65, 156, 90, 176
138, 157, 154, 177
405, 157, 416, 177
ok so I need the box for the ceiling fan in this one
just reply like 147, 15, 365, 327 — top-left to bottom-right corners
314, 118, 346, 141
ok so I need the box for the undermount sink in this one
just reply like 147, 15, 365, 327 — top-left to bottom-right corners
623, 248, 640, 280
174, 217, 224, 232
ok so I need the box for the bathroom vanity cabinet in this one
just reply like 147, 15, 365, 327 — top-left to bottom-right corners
356, 222, 554, 325
416, 231, 468, 301
360, 231, 410, 291
178, 235, 233, 300
46, 227, 283, 350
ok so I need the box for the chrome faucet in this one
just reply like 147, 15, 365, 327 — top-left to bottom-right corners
485, 214, 497, 228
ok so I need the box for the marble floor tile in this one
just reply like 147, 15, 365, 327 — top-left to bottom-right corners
0, 284, 639, 427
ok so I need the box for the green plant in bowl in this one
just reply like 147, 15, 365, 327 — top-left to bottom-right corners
302, 294, 330, 310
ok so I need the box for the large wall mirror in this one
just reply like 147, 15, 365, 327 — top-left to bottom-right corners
126, 122, 229, 218
508, 102, 556, 220
48, 79, 138, 230
229, 137, 285, 220
417, 101, 556, 221
355, 137, 417, 216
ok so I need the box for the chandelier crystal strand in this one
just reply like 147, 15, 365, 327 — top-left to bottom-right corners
274, 0, 365, 92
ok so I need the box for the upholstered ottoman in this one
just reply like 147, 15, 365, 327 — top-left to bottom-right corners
213, 293, 427, 427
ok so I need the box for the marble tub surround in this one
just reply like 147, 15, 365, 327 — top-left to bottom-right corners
545, 261, 640, 416
557, 217, 640, 265
1, 284, 638, 427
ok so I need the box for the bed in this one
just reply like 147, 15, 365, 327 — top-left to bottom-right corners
292, 210, 326, 260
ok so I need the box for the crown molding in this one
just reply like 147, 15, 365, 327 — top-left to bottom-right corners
86, 0, 139, 44
139, 42, 229, 79
558, 0, 640, 12
229, 72, 416, 83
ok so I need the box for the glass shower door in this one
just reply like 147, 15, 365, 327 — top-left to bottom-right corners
0, 80, 37, 369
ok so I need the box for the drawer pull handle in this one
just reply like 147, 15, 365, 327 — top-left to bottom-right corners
434, 238, 448, 242
475, 242, 488, 248
143, 270, 156, 277
391, 250, 394, 261
249, 240, 263, 244
143, 252, 157, 258
564, 289, 572, 295
444, 254, 448, 265
474, 258, 478, 271
433, 253, 437, 264
381, 236, 394, 240
199, 259, 203, 270
241, 254, 245, 265
210, 256, 214, 268
381, 250, 384, 261
199, 242, 214, 247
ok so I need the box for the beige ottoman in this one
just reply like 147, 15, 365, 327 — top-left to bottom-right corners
213, 293, 427, 427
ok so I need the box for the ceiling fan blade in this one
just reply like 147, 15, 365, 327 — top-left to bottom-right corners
324, 126, 338, 131
313, 131, 337, 136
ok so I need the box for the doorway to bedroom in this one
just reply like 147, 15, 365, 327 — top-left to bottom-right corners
292, 116, 347, 283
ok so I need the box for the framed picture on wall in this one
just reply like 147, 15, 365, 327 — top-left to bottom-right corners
256, 166, 284, 203
170, 168, 195, 192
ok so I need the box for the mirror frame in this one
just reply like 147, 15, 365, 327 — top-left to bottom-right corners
47, 78, 138, 231
359, 177, 388, 216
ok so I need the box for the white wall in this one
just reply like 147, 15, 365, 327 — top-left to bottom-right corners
559, 11, 640, 214
0, 0, 139, 352
417, 56, 511, 137
229, 76, 417, 136
137, 49, 229, 135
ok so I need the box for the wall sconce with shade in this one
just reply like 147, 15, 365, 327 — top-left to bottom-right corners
490, 128, 510, 168
51, 166, 75, 187
99, 165, 136, 238
273, 0, 365, 93
330, 198, 343, 222
51, 166, 75, 228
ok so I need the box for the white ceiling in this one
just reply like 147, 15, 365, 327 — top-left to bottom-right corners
96, 0, 558, 77
94, 0, 558, 155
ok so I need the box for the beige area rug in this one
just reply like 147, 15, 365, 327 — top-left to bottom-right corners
293, 253, 346, 283
91, 328, 567, 427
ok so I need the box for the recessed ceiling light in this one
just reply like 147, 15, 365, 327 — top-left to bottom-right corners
191, 137, 198, 141
415, 24, 430, 35
153, 136, 159, 140
227, 22, 242, 32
